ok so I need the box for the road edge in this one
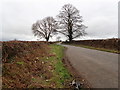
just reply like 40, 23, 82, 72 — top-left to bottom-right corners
62, 47, 92, 88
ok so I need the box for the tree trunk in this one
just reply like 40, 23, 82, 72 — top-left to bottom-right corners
69, 35, 72, 42
68, 24, 73, 43
46, 37, 49, 42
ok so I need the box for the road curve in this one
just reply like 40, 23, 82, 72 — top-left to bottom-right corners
63, 44, 118, 88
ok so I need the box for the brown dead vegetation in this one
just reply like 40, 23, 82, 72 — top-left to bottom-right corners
2, 41, 55, 88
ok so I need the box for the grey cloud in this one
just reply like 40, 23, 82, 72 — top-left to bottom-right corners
1, 0, 119, 41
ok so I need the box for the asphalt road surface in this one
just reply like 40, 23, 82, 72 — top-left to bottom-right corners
63, 45, 118, 88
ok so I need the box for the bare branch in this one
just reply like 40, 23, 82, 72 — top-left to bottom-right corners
57, 4, 87, 42
32, 16, 58, 41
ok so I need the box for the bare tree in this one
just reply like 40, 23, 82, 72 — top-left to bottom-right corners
57, 4, 87, 42
32, 17, 57, 41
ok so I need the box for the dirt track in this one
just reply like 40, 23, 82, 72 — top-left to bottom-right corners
63, 44, 118, 88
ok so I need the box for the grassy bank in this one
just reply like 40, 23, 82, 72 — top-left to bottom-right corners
2, 41, 72, 88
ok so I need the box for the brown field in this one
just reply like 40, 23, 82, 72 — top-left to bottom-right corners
63, 38, 120, 52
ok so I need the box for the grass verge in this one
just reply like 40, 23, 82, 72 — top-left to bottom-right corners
46, 44, 72, 88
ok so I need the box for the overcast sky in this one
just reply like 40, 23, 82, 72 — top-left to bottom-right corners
1, 0, 119, 41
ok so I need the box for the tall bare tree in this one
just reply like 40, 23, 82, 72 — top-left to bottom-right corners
32, 17, 57, 41
57, 4, 87, 42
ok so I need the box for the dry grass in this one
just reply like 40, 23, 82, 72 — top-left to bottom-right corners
2, 41, 53, 88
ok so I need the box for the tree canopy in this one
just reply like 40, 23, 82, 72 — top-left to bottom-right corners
32, 4, 87, 42
32, 17, 58, 41
57, 4, 87, 42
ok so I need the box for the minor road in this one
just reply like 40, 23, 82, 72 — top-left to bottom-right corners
63, 45, 118, 88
